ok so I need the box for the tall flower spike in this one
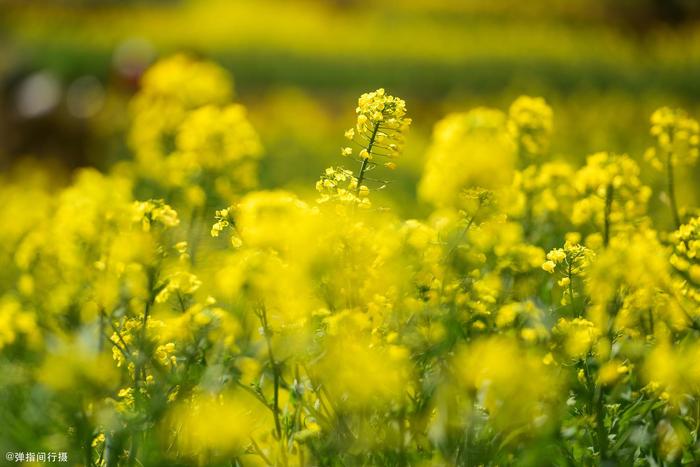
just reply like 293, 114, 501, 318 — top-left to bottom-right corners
508, 96, 553, 159
647, 107, 699, 169
645, 107, 699, 228
343, 88, 411, 196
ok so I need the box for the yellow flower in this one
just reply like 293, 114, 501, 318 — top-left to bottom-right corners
546, 248, 566, 263
572, 152, 651, 230
597, 360, 627, 386
454, 337, 561, 430
176, 104, 262, 169
507, 95, 553, 157
670, 217, 700, 304
230, 235, 243, 248
419, 107, 515, 207
646, 107, 699, 169
552, 317, 600, 359
133, 199, 180, 231
347, 88, 411, 167
169, 390, 271, 458
91, 433, 106, 448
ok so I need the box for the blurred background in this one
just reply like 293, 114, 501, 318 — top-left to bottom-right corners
1, 0, 699, 216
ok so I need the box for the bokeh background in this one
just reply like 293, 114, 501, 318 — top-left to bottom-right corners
1, 0, 699, 219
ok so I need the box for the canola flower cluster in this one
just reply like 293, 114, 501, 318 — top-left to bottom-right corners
129, 54, 262, 207
328, 88, 411, 208
1, 55, 700, 467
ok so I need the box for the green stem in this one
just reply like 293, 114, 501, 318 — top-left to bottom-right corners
695, 398, 700, 440
98, 308, 105, 353
250, 438, 273, 466
127, 435, 139, 467
355, 122, 380, 194
398, 403, 406, 466
603, 183, 614, 247
104, 432, 121, 467
567, 262, 575, 316
595, 385, 608, 462
187, 206, 201, 265
666, 148, 681, 229
444, 204, 481, 264
128, 268, 157, 467
582, 360, 607, 462
259, 308, 283, 440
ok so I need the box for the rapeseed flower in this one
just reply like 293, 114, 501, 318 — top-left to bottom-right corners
4, 55, 700, 466
508, 95, 553, 158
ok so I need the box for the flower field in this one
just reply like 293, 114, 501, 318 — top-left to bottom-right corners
2, 2, 700, 466
1, 52, 699, 466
